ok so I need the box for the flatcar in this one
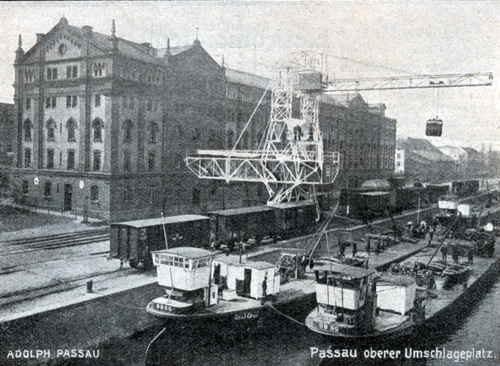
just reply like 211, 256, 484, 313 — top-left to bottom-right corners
110, 215, 210, 269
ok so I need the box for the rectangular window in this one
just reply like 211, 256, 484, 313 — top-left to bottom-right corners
24, 148, 31, 168
47, 67, 57, 80
72, 66, 78, 78
148, 152, 155, 171
93, 151, 101, 171
124, 186, 133, 201
47, 149, 54, 168
52, 97, 57, 108
66, 66, 71, 79
44, 182, 52, 197
95, 95, 101, 107
67, 150, 75, 170
22, 180, 29, 195
66, 96, 71, 108
66, 66, 78, 79
26, 98, 31, 110
72, 96, 78, 108
46, 97, 51, 108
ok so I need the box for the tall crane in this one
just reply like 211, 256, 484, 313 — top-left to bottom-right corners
185, 58, 493, 206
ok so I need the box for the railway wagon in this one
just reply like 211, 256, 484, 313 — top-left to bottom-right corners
209, 206, 276, 244
426, 184, 450, 204
452, 180, 479, 197
272, 200, 318, 239
340, 189, 393, 218
209, 201, 319, 244
110, 215, 210, 269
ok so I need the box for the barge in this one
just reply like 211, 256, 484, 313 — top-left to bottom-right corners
146, 247, 317, 337
305, 235, 499, 342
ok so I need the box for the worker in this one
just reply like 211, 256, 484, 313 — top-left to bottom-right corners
452, 245, 460, 264
339, 241, 345, 258
441, 245, 448, 262
260, 273, 268, 305
467, 249, 474, 264
375, 240, 381, 256
352, 241, 357, 258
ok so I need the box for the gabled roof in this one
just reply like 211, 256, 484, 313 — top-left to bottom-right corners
22, 17, 195, 66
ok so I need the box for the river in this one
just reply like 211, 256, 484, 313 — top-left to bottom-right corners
96, 272, 499, 366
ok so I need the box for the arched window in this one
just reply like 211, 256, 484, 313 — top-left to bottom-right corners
90, 185, 99, 201
46, 119, 56, 141
66, 118, 77, 142
92, 118, 104, 142
23, 119, 32, 142
123, 120, 134, 143
148, 122, 158, 144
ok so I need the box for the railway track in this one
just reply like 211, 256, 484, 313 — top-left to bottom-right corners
0, 228, 110, 256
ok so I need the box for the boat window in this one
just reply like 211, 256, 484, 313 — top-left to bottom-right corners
153, 254, 160, 265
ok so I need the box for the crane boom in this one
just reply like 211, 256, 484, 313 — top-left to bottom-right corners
323, 72, 493, 92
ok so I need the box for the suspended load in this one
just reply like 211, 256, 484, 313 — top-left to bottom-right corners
425, 117, 443, 137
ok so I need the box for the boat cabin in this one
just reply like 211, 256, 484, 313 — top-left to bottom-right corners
213, 258, 280, 300
314, 263, 374, 311
152, 247, 215, 292
438, 195, 459, 211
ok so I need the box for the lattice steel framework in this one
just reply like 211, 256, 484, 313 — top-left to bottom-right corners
185, 77, 340, 205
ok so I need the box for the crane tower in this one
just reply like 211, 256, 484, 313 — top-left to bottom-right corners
185, 71, 340, 205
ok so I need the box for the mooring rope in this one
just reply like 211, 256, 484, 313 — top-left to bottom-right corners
267, 303, 307, 327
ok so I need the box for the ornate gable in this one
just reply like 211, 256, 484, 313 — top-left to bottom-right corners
22, 18, 111, 64
44, 30, 84, 61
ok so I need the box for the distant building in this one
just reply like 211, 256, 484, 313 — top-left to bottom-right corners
395, 138, 455, 184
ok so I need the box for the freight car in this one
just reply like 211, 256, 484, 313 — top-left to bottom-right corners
110, 215, 210, 269
452, 180, 480, 197
209, 201, 318, 246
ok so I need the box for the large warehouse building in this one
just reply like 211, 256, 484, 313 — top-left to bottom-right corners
8, 18, 396, 221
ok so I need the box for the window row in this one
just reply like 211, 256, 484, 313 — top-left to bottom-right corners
46, 65, 78, 80
25, 95, 102, 111
40, 182, 100, 202
24, 118, 104, 143
122, 150, 157, 172
23, 148, 103, 171
123, 120, 158, 144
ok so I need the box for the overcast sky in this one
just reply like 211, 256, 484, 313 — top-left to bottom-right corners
0, 1, 498, 151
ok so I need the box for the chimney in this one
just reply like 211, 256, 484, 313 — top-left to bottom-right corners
82, 26, 93, 37
36, 33, 45, 43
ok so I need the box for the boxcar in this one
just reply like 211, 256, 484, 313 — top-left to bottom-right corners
110, 215, 210, 269
272, 201, 318, 239
209, 206, 276, 243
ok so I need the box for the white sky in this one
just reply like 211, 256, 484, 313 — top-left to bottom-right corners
0, 1, 498, 151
